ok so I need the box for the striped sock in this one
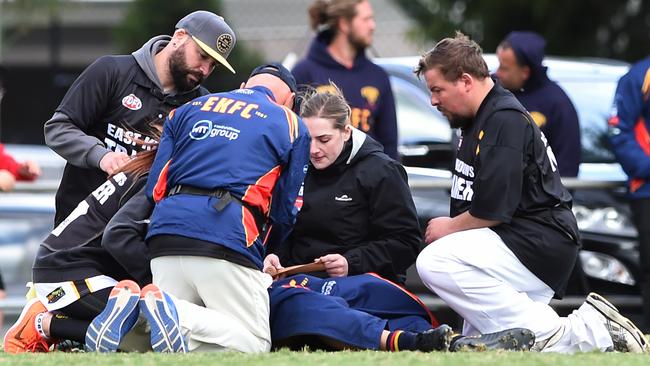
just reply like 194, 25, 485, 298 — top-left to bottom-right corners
387, 330, 417, 351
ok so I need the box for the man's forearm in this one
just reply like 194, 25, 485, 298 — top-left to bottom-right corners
450, 211, 501, 233
44, 112, 109, 169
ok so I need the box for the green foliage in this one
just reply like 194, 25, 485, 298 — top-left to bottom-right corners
114, 0, 222, 53
392, 0, 650, 62
115, 0, 263, 91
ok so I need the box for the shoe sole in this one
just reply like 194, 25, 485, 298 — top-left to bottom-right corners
586, 292, 649, 353
3, 298, 47, 354
140, 284, 186, 353
439, 325, 454, 351
452, 328, 535, 352
85, 280, 141, 352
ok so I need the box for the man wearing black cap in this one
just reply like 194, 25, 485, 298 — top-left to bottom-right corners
44, 11, 237, 226
97, 62, 309, 353
496, 31, 581, 177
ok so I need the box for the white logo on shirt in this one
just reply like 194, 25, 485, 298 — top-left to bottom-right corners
121, 94, 142, 111
451, 158, 474, 201
189, 120, 240, 141
321, 281, 336, 295
335, 194, 353, 202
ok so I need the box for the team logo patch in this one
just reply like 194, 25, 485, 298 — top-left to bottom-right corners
335, 194, 352, 202
529, 111, 547, 127
122, 94, 142, 111
189, 120, 213, 140
216, 34, 233, 54
46, 287, 66, 304
361, 86, 380, 106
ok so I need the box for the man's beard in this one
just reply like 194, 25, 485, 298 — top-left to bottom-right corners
169, 46, 204, 92
443, 110, 473, 129
347, 31, 371, 52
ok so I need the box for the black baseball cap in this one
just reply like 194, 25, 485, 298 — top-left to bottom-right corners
249, 62, 298, 95
176, 11, 237, 74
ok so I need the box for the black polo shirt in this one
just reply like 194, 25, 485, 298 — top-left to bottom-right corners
451, 84, 581, 298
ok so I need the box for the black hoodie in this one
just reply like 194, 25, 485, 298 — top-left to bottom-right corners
276, 128, 421, 284
502, 31, 581, 177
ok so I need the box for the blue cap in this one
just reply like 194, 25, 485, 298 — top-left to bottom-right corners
504, 31, 546, 70
249, 62, 297, 94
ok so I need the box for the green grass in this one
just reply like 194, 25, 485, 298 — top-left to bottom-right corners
1, 349, 650, 366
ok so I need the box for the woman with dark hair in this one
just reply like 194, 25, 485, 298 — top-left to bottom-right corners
3, 119, 163, 354
263, 86, 535, 352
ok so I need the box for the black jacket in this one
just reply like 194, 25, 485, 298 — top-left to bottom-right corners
45, 36, 208, 226
276, 128, 421, 283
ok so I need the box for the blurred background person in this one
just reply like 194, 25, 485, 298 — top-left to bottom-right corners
0, 143, 41, 192
496, 31, 580, 177
608, 56, 650, 333
291, 0, 399, 159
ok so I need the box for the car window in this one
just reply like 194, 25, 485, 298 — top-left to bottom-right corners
559, 80, 618, 163
0, 212, 52, 244
0, 211, 53, 293
388, 75, 452, 144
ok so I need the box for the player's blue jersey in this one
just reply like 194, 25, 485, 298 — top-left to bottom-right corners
145, 86, 310, 268
608, 57, 650, 199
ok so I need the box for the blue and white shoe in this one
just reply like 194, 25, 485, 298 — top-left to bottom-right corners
85, 280, 141, 352
139, 284, 187, 353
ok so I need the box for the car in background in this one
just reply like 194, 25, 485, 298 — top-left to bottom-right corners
377, 55, 642, 312
0, 193, 54, 297
0, 145, 61, 324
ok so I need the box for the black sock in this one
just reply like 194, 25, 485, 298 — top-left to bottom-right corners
49, 313, 91, 343
387, 330, 418, 351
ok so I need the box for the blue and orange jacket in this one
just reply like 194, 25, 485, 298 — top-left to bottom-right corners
608, 57, 650, 199
145, 86, 310, 268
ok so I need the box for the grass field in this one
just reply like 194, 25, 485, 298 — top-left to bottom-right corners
1, 349, 650, 366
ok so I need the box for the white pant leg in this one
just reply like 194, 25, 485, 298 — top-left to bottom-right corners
151, 256, 272, 353
416, 228, 612, 353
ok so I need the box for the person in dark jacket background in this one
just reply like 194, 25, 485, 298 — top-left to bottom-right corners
291, 0, 399, 159
496, 31, 581, 177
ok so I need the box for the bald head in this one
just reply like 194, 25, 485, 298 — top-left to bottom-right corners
244, 74, 295, 108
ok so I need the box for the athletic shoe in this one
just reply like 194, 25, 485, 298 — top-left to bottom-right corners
585, 292, 649, 353
3, 299, 54, 353
85, 280, 141, 352
139, 284, 187, 353
414, 324, 454, 351
450, 328, 535, 352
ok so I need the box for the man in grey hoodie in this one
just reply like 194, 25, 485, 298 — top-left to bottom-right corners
44, 11, 237, 226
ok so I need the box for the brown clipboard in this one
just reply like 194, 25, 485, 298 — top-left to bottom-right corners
266, 262, 326, 277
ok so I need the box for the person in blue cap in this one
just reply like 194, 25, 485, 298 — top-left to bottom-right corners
496, 31, 581, 177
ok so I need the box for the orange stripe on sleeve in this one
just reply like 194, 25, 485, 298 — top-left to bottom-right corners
152, 160, 172, 203
242, 206, 260, 247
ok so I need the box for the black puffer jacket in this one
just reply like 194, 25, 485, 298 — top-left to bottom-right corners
277, 128, 421, 283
